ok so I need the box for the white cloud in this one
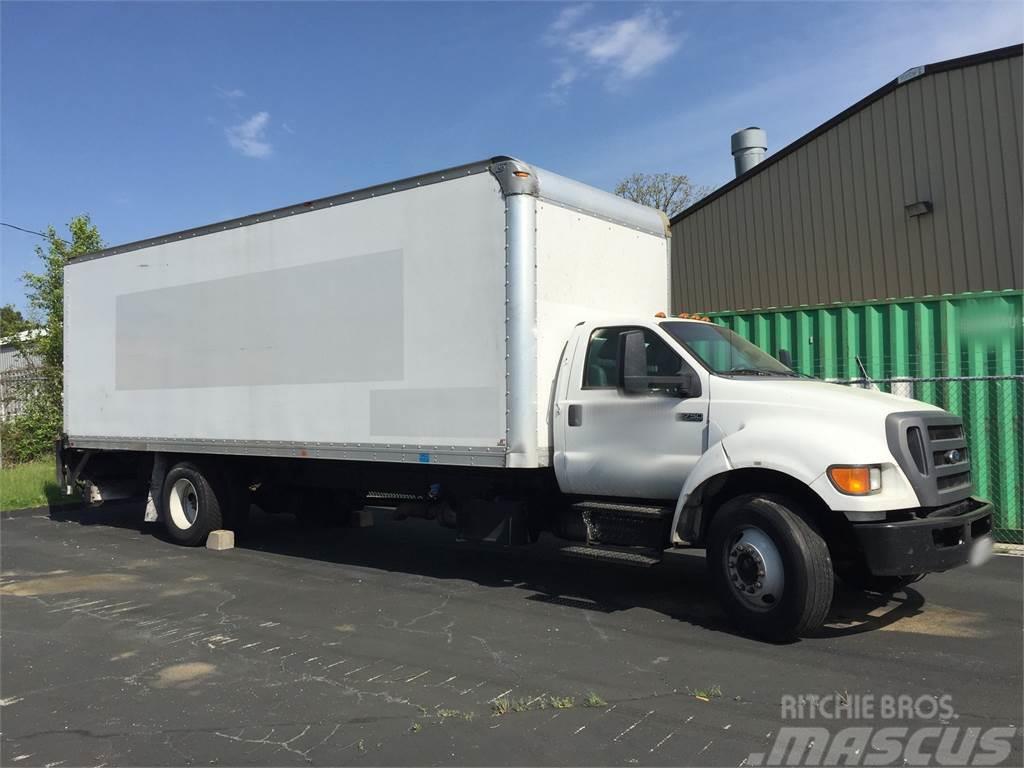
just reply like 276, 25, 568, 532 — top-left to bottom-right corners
552, 0, 1023, 191
225, 112, 272, 158
549, 3, 592, 34
546, 5, 680, 96
216, 86, 246, 100
552, 62, 579, 90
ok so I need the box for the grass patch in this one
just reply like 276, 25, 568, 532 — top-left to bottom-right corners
549, 695, 575, 709
436, 708, 475, 722
0, 458, 78, 512
491, 695, 512, 716
583, 692, 608, 708
691, 685, 723, 701
493, 693, 583, 716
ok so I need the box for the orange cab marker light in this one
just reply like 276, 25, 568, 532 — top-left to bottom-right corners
828, 465, 881, 495
513, 171, 530, 178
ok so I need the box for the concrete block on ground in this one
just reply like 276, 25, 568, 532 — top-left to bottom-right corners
206, 529, 235, 550
351, 509, 374, 528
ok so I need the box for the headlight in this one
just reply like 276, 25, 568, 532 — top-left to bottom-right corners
827, 465, 882, 495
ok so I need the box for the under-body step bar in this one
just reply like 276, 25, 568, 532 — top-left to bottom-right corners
571, 500, 673, 519
560, 543, 663, 567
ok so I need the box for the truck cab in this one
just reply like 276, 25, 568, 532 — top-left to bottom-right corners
552, 317, 993, 638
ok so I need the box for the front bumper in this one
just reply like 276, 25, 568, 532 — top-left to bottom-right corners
853, 497, 993, 576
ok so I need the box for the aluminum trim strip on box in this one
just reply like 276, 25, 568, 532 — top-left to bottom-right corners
65, 436, 507, 468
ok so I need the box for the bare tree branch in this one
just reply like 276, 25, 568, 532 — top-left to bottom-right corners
614, 172, 713, 218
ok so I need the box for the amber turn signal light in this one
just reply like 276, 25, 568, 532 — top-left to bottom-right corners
827, 465, 881, 495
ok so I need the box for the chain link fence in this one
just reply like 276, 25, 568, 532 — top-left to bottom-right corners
828, 374, 1023, 544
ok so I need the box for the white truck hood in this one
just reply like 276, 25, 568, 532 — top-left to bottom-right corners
709, 376, 941, 425
703, 375, 946, 512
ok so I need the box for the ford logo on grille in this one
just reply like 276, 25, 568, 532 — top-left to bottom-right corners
944, 449, 962, 465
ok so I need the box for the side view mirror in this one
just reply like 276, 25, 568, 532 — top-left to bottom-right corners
618, 330, 649, 395
778, 348, 794, 368
677, 370, 700, 397
617, 330, 701, 398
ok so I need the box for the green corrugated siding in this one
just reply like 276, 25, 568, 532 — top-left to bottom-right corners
709, 290, 1023, 542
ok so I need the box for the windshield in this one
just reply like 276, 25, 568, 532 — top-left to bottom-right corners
660, 321, 796, 376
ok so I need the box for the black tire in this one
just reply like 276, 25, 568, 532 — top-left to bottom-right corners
707, 494, 834, 641
162, 461, 225, 546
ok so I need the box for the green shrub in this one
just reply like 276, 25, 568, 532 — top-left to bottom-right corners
2, 215, 103, 467
1, 394, 60, 465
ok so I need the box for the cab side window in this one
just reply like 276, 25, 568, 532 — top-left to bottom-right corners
583, 327, 683, 389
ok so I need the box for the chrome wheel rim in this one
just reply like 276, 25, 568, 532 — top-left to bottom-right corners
725, 525, 784, 611
168, 478, 199, 530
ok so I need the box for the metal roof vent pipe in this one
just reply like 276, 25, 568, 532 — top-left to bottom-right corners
731, 127, 767, 178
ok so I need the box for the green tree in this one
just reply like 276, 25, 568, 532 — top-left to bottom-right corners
614, 172, 712, 218
3, 216, 102, 462
0, 304, 32, 338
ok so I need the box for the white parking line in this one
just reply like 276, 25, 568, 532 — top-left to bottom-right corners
614, 710, 655, 742
650, 731, 676, 752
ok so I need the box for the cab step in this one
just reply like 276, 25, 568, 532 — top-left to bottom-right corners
569, 499, 674, 549
570, 500, 673, 519
560, 543, 663, 567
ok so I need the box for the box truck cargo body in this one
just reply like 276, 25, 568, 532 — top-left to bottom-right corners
64, 158, 668, 468
60, 156, 994, 640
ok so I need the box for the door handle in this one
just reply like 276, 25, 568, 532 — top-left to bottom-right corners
567, 404, 582, 427
676, 412, 704, 423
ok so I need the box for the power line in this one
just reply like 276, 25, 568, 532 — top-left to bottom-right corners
1, 222, 69, 245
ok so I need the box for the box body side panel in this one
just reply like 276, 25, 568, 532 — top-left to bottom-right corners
65, 173, 508, 460
534, 201, 670, 460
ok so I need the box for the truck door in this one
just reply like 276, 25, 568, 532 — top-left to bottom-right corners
555, 325, 709, 500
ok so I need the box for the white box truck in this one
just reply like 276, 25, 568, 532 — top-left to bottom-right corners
59, 156, 994, 639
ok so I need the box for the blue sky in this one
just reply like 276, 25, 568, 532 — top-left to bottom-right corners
2, 1, 1021, 311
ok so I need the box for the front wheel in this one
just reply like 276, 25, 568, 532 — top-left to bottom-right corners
707, 494, 834, 641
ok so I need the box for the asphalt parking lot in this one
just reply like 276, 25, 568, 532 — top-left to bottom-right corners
1, 502, 1021, 767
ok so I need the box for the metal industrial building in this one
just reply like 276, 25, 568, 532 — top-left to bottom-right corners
670, 44, 1022, 313
667, 43, 1023, 543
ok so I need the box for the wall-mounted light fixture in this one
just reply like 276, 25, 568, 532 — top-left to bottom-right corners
905, 200, 933, 218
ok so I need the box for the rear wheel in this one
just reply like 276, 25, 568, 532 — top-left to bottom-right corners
162, 461, 225, 546
707, 494, 833, 641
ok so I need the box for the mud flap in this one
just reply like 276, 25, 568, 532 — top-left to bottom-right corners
457, 499, 530, 544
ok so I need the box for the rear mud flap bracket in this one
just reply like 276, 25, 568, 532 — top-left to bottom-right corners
144, 453, 167, 522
